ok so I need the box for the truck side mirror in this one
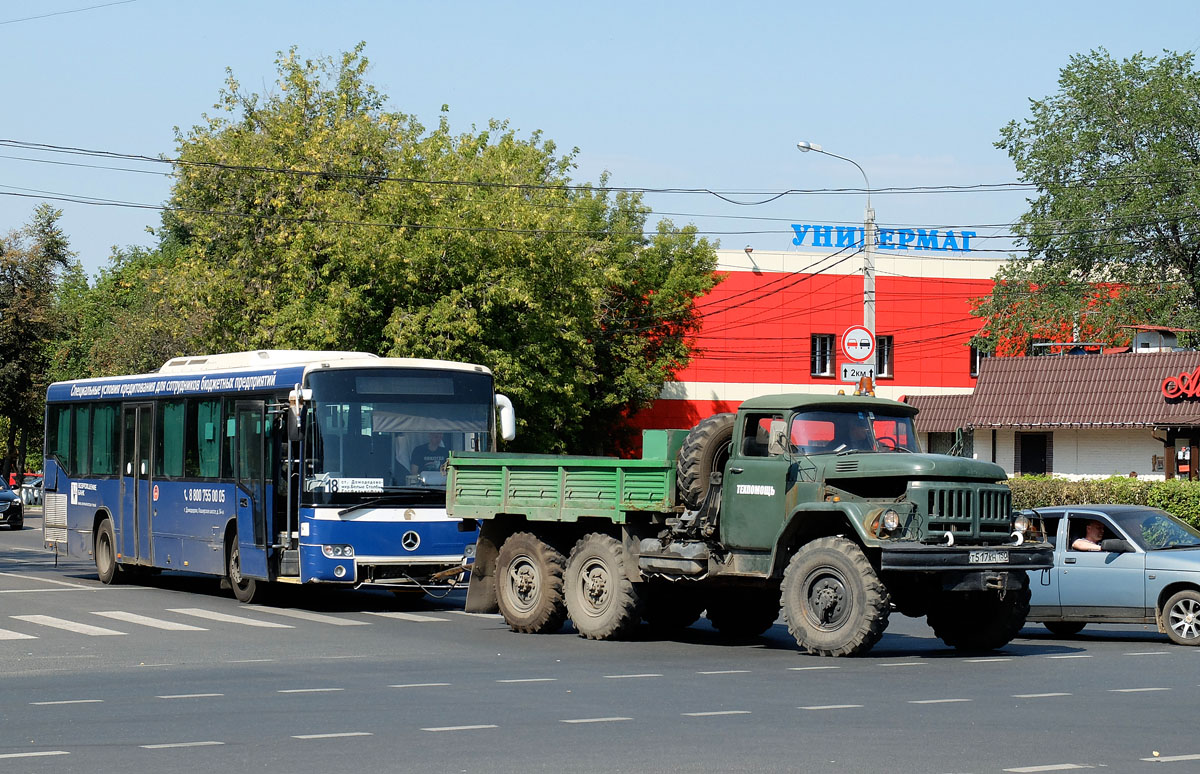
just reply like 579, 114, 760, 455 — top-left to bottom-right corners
768, 419, 788, 456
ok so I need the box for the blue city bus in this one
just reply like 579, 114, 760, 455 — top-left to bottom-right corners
42, 350, 516, 602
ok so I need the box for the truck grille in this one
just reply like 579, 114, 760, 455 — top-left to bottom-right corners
918, 484, 1011, 542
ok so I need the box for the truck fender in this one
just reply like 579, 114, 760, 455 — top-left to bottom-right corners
464, 519, 509, 614
770, 503, 874, 577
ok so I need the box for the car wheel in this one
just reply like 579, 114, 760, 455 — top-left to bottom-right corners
1163, 589, 1200, 646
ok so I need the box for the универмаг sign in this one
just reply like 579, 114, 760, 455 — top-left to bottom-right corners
791, 224, 977, 253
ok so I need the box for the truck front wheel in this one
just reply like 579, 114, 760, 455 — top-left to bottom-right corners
565, 533, 641, 640
782, 536, 891, 656
926, 577, 1031, 652
496, 532, 567, 634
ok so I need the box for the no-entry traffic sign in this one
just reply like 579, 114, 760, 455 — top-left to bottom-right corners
841, 326, 875, 363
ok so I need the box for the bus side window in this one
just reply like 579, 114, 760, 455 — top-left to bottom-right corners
91, 403, 118, 475
49, 405, 72, 473
72, 405, 91, 477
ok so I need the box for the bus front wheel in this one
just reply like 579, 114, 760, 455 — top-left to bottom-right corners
95, 519, 123, 585
227, 540, 261, 604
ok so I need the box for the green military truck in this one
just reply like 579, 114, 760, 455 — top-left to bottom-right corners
448, 393, 1053, 656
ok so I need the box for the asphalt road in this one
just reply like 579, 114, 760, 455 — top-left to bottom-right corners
3, 511, 1197, 774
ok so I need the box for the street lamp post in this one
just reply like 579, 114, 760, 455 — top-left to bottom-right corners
796, 141, 876, 338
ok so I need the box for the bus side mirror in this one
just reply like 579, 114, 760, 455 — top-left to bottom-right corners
495, 394, 516, 442
288, 386, 311, 443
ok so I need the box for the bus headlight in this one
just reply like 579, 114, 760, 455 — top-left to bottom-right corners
322, 544, 355, 558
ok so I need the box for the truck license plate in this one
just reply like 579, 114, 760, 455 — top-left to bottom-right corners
968, 550, 1009, 564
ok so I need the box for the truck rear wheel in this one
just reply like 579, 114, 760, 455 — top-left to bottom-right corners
565, 533, 641, 640
496, 532, 567, 634
677, 413, 736, 510
705, 587, 781, 637
781, 536, 890, 656
927, 577, 1031, 652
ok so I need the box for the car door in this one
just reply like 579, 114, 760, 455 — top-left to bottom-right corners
1058, 510, 1147, 621
1028, 511, 1064, 619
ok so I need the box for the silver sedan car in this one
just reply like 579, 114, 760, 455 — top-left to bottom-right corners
1027, 505, 1200, 645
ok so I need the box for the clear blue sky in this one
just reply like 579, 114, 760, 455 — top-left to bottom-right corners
3, 0, 1199, 276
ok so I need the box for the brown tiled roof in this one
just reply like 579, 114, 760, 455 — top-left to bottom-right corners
906, 394, 973, 433
969, 352, 1200, 428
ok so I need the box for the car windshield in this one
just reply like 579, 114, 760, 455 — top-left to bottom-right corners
789, 409, 921, 454
1112, 508, 1200, 550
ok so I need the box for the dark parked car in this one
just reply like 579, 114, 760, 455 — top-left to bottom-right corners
1028, 505, 1200, 645
0, 482, 23, 530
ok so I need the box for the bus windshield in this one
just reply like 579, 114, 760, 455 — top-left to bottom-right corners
305, 368, 494, 500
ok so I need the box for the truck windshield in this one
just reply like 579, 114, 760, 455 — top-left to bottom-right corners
304, 368, 494, 503
789, 409, 921, 454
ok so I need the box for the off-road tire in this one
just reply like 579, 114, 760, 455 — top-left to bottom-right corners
705, 587, 781, 638
782, 536, 891, 656
95, 518, 123, 585
1043, 621, 1087, 637
227, 539, 264, 604
1163, 589, 1200, 645
927, 576, 1031, 652
677, 413, 736, 510
565, 533, 641, 640
495, 532, 567, 634
641, 581, 704, 633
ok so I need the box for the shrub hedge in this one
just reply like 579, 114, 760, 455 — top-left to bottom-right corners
1008, 476, 1200, 528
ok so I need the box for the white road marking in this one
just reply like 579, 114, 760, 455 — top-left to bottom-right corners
697, 670, 750, 675
92, 611, 207, 631
496, 678, 557, 683
168, 608, 292, 628
1123, 651, 1170, 656
452, 610, 504, 619
1003, 764, 1093, 772
1108, 687, 1170, 693
140, 741, 224, 749
0, 627, 36, 640
157, 693, 223, 700
246, 607, 370, 626
682, 710, 752, 717
390, 682, 451, 688
1046, 654, 1091, 659
421, 724, 497, 732
880, 662, 926, 667
364, 611, 450, 622
12, 615, 124, 636
908, 698, 972, 705
226, 658, 274, 663
561, 717, 632, 724
292, 732, 373, 740
1013, 693, 1072, 699
799, 704, 863, 710
788, 665, 841, 671
30, 699, 103, 706
278, 688, 345, 694
1139, 753, 1200, 762
604, 673, 662, 679
0, 751, 70, 759
966, 657, 1012, 663
0, 571, 94, 589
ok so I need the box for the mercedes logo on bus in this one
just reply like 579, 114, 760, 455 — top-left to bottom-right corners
401, 531, 421, 551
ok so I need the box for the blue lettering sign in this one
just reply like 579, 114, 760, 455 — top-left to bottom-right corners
878, 228, 896, 248
896, 229, 916, 250
812, 225, 833, 247
916, 229, 940, 250
788, 224, 973, 253
941, 231, 959, 251
835, 226, 861, 248
791, 224, 811, 246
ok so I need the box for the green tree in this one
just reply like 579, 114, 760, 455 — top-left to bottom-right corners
150, 44, 718, 453
0, 204, 74, 480
973, 49, 1200, 353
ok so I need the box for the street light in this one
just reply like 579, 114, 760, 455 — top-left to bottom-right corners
796, 141, 876, 338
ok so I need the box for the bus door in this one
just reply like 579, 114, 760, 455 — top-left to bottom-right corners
119, 403, 154, 565
234, 400, 269, 580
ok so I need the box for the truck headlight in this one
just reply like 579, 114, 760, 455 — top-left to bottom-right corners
1011, 514, 1030, 535
880, 509, 901, 532
322, 544, 355, 558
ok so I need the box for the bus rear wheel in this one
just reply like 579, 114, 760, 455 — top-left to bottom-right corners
95, 518, 122, 585
227, 541, 262, 604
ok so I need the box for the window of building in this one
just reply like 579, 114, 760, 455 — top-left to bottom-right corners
876, 335, 894, 378
969, 345, 990, 377
811, 334, 834, 377
1015, 432, 1053, 475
